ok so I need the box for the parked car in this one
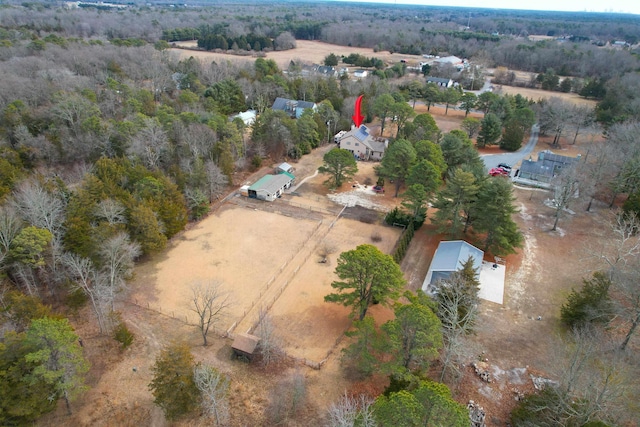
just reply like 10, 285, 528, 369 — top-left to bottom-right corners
489, 167, 509, 177
497, 163, 512, 173
373, 185, 385, 193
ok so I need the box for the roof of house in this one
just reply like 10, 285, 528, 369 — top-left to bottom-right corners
272, 97, 316, 112
340, 125, 388, 153
435, 55, 463, 64
231, 333, 260, 355
249, 174, 293, 194
520, 150, 579, 178
317, 65, 337, 75
426, 77, 452, 84
427, 240, 484, 284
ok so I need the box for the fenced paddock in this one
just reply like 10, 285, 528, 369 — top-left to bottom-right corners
129, 204, 320, 331
129, 199, 402, 365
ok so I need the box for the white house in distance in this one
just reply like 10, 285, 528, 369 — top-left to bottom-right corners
426, 77, 454, 88
422, 240, 506, 304
336, 125, 388, 161
230, 109, 257, 126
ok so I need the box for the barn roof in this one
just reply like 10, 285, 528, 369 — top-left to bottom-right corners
249, 174, 293, 194
232, 333, 260, 355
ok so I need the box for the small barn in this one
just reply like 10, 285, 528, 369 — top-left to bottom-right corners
248, 174, 294, 201
277, 162, 294, 174
231, 333, 260, 361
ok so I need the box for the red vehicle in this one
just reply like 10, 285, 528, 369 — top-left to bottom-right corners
373, 185, 385, 193
489, 167, 509, 177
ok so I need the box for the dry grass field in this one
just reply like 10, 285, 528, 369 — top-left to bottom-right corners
171, 40, 426, 69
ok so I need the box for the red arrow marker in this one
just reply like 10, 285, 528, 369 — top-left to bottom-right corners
352, 95, 364, 128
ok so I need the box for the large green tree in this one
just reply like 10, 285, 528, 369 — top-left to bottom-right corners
318, 148, 358, 188
24, 317, 89, 415
325, 244, 405, 320
472, 176, 523, 255
0, 332, 57, 425
373, 380, 468, 426
149, 341, 200, 420
373, 94, 396, 137
477, 112, 502, 148
407, 113, 439, 143
431, 168, 480, 237
378, 139, 417, 197
382, 291, 442, 374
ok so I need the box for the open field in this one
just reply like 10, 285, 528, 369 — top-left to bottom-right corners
496, 84, 598, 106
171, 39, 427, 69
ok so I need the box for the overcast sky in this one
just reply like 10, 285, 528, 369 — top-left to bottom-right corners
341, 0, 639, 15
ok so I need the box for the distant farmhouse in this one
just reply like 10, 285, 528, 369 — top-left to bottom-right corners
433, 55, 466, 71
315, 65, 338, 78
335, 125, 388, 161
271, 98, 317, 119
516, 150, 581, 185
426, 77, 454, 88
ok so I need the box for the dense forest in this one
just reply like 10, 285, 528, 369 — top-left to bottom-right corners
1, 0, 640, 425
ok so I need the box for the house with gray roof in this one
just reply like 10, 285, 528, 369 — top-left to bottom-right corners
338, 125, 388, 161
248, 173, 294, 201
517, 150, 580, 184
271, 97, 317, 119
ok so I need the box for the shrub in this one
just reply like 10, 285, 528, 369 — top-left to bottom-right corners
114, 321, 134, 349
560, 272, 613, 329
251, 154, 263, 171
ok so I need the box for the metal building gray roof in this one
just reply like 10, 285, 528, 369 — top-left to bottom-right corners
429, 240, 483, 277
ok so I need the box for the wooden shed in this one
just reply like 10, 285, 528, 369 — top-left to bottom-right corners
231, 333, 260, 361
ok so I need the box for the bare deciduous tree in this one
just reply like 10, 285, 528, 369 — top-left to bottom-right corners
0, 206, 22, 267
255, 306, 283, 366
11, 180, 65, 239
326, 392, 375, 427
98, 232, 141, 311
265, 370, 307, 425
189, 281, 231, 346
128, 118, 169, 170
550, 165, 579, 231
93, 199, 127, 226
62, 252, 112, 334
539, 328, 631, 425
193, 364, 230, 426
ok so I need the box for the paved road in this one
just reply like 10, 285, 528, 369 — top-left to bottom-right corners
481, 124, 539, 173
